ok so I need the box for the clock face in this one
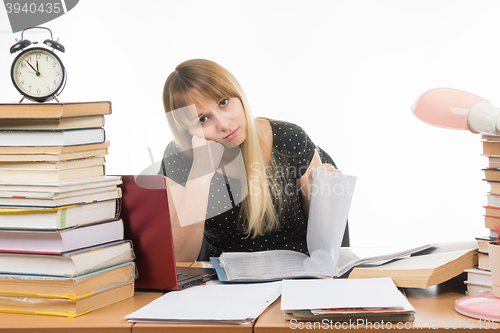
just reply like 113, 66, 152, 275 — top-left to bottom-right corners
11, 47, 66, 102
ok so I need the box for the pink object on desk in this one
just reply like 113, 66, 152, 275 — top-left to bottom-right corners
455, 292, 500, 322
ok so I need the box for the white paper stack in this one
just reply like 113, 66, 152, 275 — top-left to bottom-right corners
125, 281, 282, 325
281, 277, 415, 322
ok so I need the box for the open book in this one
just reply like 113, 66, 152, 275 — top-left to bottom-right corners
348, 241, 478, 288
211, 170, 432, 281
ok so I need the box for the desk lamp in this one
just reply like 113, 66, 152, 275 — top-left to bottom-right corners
412, 87, 500, 322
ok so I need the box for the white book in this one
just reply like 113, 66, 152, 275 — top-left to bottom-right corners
0, 240, 134, 277
0, 148, 108, 162
0, 115, 104, 131
0, 175, 121, 192
465, 268, 493, 286
0, 165, 105, 182
0, 128, 105, 147
0, 186, 120, 206
466, 282, 493, 295
0, 199, 118, 230
0, 156, 105, 170
0, 219, 124, 254
212, 171, 432, 281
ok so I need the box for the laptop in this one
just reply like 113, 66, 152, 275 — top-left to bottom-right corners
117, 175, 216, 291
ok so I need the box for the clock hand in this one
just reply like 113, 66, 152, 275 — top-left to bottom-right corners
35, 60, 40, 76
25, 60, 40, 76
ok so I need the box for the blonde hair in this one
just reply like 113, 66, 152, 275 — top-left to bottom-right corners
162, 59, 285, 237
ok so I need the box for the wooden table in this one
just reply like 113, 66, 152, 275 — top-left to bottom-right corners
0, 272, 498, 332
132, 261, 253, 333
0, 291, 162, 333
254, 275, 499, 332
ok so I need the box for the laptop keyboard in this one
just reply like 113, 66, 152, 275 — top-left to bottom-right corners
177, 272, 202, 283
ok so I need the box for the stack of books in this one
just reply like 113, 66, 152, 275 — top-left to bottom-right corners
0, 102, 135, 317
464, 134, 500, 295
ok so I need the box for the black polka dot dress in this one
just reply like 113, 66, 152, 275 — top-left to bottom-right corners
159, 119, 316, 257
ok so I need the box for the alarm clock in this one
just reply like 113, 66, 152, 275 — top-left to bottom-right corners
10, 27, 67, 103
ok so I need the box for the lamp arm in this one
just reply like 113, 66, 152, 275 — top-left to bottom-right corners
468, 100, 500, 135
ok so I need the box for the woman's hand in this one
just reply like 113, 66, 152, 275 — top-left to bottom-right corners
308, 163, 341, 183
189, 135, 225, 180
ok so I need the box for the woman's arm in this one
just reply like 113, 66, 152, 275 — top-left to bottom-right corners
164, 137, 225, 262
298, 150, 341, 217
166, 176, 208, 262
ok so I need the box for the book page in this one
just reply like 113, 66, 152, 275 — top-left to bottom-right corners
410, 241, 478, 255
353, 249, 475, 271
336, 243, 433, 276
220, 250, 331, 280
307, 171, 356, 276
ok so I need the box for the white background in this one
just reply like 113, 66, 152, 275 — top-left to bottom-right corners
1, 0, 498, 247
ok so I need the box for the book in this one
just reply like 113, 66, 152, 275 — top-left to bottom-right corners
464, 268, 493, 295
487, 182, 500, 195
0, 240, 134, 277
0, 187, 121, 207
0, 281, 133, 318
465, 268, 493, 286
348, 242, 478, 288
0, 156, 105, 170
310, 307, 414, 322
0, 115, 104, 131
0, 141, 109, 162
0, 199, 119, 230
210, 171, 432, 281
0, 262, 135, 299
0, 219, 124, 254
0, 175, 121, 193
484, 206, 500, 218
487, 194, 500, 208
0, 102, 111, 119
482, 134, 500, 142
466, 282, 493, 295
285, 309, 415, 323
483, 140, 500, 156
0, 165, 105, 182
476, 236, 495, 253
488, 157, 500, 169
478, 252, 490, 270
281, 278, 415, 323
0, 128, 105, 147
483, 169, 500, 182
485, 215, 500, 230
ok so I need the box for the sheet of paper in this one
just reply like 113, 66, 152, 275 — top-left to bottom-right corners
125, 281, 282, 324
307, 171, 356, 276
281, 277, 414, 311
355, 249, 475, 270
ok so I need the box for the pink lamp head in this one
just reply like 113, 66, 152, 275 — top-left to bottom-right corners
411, 88, 487, 133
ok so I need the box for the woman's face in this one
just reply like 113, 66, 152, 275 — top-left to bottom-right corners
187, 94, 247, 146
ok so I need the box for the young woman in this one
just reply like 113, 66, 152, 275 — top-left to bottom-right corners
160, 59, 339, 262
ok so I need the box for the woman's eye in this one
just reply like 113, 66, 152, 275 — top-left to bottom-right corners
219, 99, 229, 107
199, 115, 208, 124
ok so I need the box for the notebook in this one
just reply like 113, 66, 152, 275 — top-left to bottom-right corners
117, 175, 216, 291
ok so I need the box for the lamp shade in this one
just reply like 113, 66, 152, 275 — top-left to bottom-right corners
411, 88, 486, 132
